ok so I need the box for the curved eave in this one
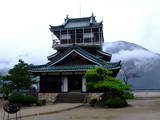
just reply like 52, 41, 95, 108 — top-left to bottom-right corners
50, 24, 102, 31
30, 69, 88, 73
30, 65, 121, 73
47, 51, 60, 60
97, 50, 112, 57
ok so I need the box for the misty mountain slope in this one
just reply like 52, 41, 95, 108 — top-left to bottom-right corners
103, 41, 148, 54
103, 41, 160, 89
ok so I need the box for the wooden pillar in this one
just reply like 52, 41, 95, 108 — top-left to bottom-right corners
83, 28, 84, 44
61, 76, 68, 92
82, 77, 86, 92
91, 28, 93, 43
101, 28, 103, 43
46, 73, 48, 93
75, 29, 76, 44
67, 29, 69, 44
60, 30, 61, 44
99, 28, 101, 43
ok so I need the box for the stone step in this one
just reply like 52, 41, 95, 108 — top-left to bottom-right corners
55, 92, 86, 103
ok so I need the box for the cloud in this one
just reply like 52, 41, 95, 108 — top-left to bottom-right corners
111, 49, 159, 62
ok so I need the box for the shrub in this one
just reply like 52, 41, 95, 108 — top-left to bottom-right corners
24, 94, 38, 104
122, 92, 135, 99
8, 92, 38, 105
105, 98, 127, 108
88, 98, 97, 107
8, 92, 25, 103
36, 100, 46, 106
36, 100, 43, 106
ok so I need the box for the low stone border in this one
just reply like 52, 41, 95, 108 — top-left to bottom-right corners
9, 104, 84, 119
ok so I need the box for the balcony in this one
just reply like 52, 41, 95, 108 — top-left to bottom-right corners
52, 31, 104, 49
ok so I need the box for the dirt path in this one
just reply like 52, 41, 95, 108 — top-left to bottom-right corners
20, 98, 160, 120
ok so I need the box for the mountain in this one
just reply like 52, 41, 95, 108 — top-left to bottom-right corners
103, 41, 160, 90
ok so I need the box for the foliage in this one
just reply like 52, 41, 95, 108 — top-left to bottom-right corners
122, 91, 135, 99
0, 83, 13, 99
36, 100, 43, 106
105, 98, 127, 108
85, 67, 130, 92
24, 94, 38, 104
2, 59, 37, 92
85, 67, 131, 108
88, 98, 97, 107
36, 100, 46, 106
8, 92, 25, 103
8, 92, 38, 105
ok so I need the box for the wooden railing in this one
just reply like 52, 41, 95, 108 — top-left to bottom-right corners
52, 39, 102, 49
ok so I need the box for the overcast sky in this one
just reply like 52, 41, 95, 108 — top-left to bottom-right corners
0, 0, 160, 68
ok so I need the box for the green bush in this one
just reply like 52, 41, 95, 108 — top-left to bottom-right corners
122, 92, 135, 99
36, 100, 43, 106
8, 92, 38, 105
8, 92, 25, 103
24, 95, 38, 104
36, 100, 46, 106
105, 98, 127, 108
88, 98, 97, 107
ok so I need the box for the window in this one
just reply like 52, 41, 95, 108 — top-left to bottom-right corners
83, 33, 94, 38
60, 34, 71, 40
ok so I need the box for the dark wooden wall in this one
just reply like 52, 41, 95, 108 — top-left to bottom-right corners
40, 75, 61, 93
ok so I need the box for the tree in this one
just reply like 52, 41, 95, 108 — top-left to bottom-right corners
2, 59, 37, 92
0, 83, 13, 99
85, 67, 131, 107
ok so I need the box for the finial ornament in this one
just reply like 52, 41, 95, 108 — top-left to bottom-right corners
66, 14, 69, 19
91, 13, 94, 17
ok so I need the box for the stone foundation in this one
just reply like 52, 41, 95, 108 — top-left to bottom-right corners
87, 93, 103, 100
38, 93, 104, 103
38, 93, 58, 103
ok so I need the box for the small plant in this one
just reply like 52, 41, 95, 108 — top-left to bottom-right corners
122, 92, 135, 99
36, 100, 46, 106
0, 83, 13, 100
8, 92, 25, 103
24, 94, 38, 104
8, 92, 38, 105
36, 100, 43, 106
88, 98, 97, 107
105, 98, 127, 108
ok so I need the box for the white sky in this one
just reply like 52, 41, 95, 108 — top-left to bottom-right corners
0, 0, 160, 68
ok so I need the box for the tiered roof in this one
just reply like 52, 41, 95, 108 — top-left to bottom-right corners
31, 45, 121, 73
31, 14, 121, 75
50, 15, 102, 31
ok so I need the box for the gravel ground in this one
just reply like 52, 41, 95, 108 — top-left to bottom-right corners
21, 98, 160, 120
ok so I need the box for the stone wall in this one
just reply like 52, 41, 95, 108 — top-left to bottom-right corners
38, 93, 104, 103
87, 93, 103, 100
38, 93, 58, 103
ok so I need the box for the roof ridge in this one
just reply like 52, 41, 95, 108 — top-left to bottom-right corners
68, 17, 91, 20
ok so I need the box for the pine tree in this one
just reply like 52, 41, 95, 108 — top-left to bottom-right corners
2, 59, 36, 92
85, 67, 131, 103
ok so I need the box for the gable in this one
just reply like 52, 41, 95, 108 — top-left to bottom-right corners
48, 50, 102, 67
47, 46, 107, 67
55, 52, 96, 66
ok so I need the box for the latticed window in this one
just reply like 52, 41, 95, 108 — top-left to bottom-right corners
61, 34, 71, 40
83, 33, 94, 38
